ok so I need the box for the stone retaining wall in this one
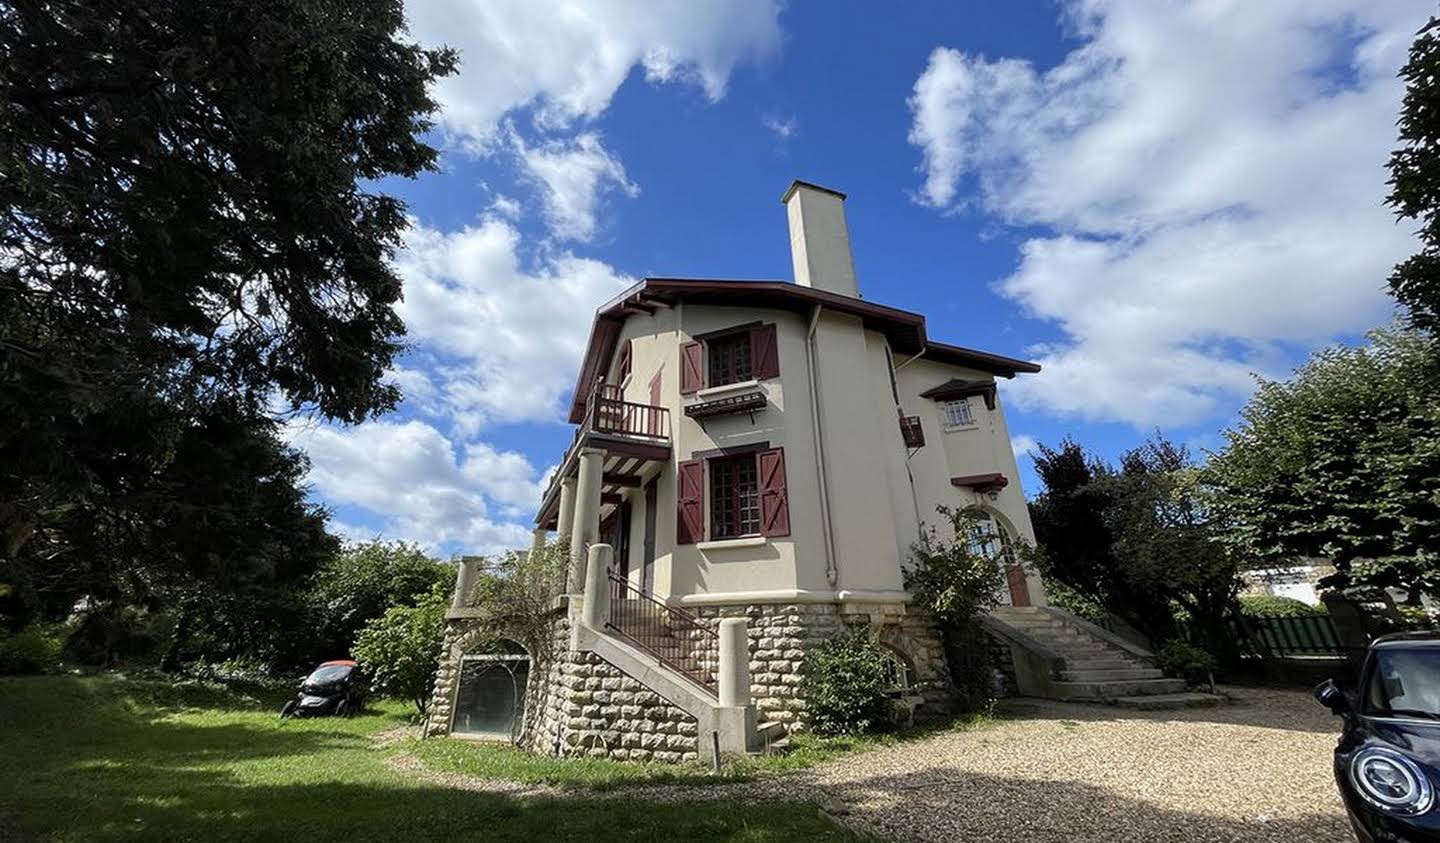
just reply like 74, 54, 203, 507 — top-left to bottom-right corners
428, 599, 958, 762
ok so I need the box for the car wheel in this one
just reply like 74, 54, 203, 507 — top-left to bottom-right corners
280, 700, 298, 719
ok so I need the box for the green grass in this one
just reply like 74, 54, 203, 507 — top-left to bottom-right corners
0, 675, 856, 842
411, 713, 993, 789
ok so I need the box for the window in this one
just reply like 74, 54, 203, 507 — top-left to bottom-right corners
941, 398, 975, 428
965, 512, 1014, 564
678, 448, 789, 544
710, 454, 761, 539
680, 323, 779, 394
707, 332, 753, 387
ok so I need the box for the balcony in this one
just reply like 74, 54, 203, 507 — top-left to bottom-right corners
535, 384, 672, 530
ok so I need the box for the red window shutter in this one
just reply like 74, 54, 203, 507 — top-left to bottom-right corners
649, 368, 662, 405
676, 459, 704, 544
757, 448, 790, 537
680, 341, 703, 394
750, 323, 779, 380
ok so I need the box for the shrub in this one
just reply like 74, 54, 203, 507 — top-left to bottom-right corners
801, 630, 895, 736
1154, 640, 1217, 686
353, 585, 448, 713
1239, 593, 1323, 618
0, 623, 64, 675
906, 506, 1008, 710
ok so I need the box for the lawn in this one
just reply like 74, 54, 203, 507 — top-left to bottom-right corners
0, 675, 856, 842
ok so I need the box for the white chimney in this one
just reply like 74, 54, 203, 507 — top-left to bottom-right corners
782, 180, 859, 298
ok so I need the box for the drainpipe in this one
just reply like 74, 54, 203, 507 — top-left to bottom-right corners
806, 305, 839, 587
890, 347, 926, 541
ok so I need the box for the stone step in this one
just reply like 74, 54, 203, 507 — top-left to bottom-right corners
1065, 657, 1145, 670
1062, 668, 1165, 682
757, 720, 786, 741
1112, 692, 1225, 710
1050, 677, 1187, 700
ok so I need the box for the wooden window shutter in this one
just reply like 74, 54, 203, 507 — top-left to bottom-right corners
676, 459, 704, 544
757, 448, 790, 537
750, 323, 779, 380
680, 341, 703, 394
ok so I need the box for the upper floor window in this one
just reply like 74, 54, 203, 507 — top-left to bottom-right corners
679, 323, 779, 394
617, 340, 632, 383
941, 398, 975, 428
676, 447, 790, 544
707, 332, 753, 387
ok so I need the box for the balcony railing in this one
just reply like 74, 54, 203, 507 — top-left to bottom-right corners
588, 384, 670, 441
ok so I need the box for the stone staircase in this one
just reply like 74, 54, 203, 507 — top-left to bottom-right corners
986, 606, 1222, 709
607, 598, 791, 754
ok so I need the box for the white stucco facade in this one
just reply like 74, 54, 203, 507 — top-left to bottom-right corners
535, 181, 1045, 613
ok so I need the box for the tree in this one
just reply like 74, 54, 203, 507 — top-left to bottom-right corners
1207, 325, 1440, 604
1029, 436, 1243, 658
353, 584, 448, 714
1388, 15, 1440, 330
0, 1, 455, 632
1028, 439, 1177, 641
305, 542, 451, 664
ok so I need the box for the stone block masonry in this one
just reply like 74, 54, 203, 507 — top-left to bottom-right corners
428, 597, 957, 762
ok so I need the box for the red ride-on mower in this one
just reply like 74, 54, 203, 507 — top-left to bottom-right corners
280, 660, 367, 718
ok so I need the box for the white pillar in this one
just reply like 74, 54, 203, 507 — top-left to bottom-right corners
581, 543, 612, 630
569, 448, 604, 592
529, 527, 546, 556
450, 557, 476, 610
717, 618, 751, 708
557, 477, 577, 540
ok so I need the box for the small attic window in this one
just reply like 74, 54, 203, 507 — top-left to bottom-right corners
940, 399, 975, 428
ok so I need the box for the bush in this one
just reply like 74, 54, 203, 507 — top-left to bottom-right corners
906, 506, 1008, 710
801, 630, 896, 737
0, 624, 64, 675
353, 585, 448, 713
1239, 593, 1323, 618
1154, 640, 1217, 686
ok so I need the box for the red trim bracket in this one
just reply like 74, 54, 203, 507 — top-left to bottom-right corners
951, 473, 1009, 494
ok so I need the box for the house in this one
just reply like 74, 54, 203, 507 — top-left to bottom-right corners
427, 181, 1201, 761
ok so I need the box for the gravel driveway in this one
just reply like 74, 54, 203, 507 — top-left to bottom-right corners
810, 686, 1353, 843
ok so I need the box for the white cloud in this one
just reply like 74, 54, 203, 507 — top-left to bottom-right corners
395, 216, 634, 429
908, 0, 1420, 427
488, 193, 523, 221
1010, 434, 1039, 459
289, 419, 541, 554
515, 132, 639, 242
763, 114, 797, 141
406, 0, 783, 149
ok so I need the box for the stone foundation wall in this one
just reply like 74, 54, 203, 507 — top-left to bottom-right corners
693, 602, 956, 731
428, 598, 964, 762
428, 605, 699, 763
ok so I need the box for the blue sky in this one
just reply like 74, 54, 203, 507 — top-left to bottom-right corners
286, 0, 1424, 555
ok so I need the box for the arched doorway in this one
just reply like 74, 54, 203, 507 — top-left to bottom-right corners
451, 639, 530, 740
964, 510, 1031, 607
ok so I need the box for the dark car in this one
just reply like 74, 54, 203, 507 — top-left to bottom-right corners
1317, 633, 1440, 842
280, 660, 367, 718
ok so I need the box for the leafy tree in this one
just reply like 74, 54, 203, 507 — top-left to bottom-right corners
1029, 436, 1243, 659
1028, 439, 1177, 641
305, 542, 451, 664
1207, 325, 1440, 604
0, 1, 454, 635
353, 585, 448, 714
1239, 594, 1324, 618
1388, 15, 1440, 330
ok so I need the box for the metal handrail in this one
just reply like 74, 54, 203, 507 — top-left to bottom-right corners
605, 569, 719, 696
